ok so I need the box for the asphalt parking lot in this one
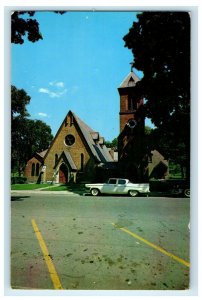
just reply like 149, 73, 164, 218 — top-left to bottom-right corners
10, 193, 190, 291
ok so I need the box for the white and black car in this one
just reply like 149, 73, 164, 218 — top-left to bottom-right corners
85, 178, 150, 197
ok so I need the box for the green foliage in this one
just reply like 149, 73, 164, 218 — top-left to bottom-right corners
11, 85, 31, 119
168, 161, 185, 179
11, 86, 53, 175
11, 183, 51, 190
11, 11, 43, 44
11, 177, 27, 184
123, 12, 190, 178
105, 137, 118, 148
11, 11, 65, 44
145, 126, 153, 136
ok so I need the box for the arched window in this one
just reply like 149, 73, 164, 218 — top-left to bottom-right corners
128, 97, 136, 110
80, 153, 84, 171
31, 163, 35, 176
36, 163, 40, 176
55, 154, 58, 165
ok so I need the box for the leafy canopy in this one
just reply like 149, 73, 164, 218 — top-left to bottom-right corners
123, 12, 190, 178
11, 11, 65, 44
11, 86, 53, 175
123, 12, 190, 129
11, 85, 31, 118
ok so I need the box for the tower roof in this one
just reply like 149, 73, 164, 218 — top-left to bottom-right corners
119, 71, 140, 88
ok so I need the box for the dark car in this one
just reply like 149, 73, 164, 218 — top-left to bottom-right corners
149, 179, 190, 197
170, 180, 190, 197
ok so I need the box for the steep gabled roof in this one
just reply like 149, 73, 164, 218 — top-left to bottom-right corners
54, 151, 77, 171
72, 112, 114, 163
44, 110, 114, 163
37, 149, 48, 158
119, 71, 140, 88
63, 151, 77, 170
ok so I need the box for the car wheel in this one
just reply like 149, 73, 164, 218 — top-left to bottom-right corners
184, 189, 190, 197
128, 190, 138, 197
91, 188, 100, 196
172, 188, 181, 195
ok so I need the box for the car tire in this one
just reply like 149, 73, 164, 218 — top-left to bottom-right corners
172, 188, 181, 195
184, 189, 190, 197
128, 190, 138, 197
91, 188, 100, 196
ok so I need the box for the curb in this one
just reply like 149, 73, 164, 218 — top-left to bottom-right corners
11, 190, 82, 196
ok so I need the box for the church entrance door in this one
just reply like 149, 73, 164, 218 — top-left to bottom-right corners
59, 163, 68, 183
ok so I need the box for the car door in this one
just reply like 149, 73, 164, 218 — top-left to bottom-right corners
117, 179, 127, 194
102, 179, 117, 194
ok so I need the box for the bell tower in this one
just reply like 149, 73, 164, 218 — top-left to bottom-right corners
118, 70, 144, 133
117, 69, 146, 182
117, 69, 169, 182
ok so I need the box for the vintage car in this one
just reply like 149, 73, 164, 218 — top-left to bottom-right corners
85, 178, 150, 197
149, 179, 190, 198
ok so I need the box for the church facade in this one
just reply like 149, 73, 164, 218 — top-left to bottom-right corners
24, 70, 168, 184
117, 71, 169, 182
24, 111, 115, 183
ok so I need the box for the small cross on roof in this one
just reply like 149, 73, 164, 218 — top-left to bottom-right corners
130, 62, 134, 72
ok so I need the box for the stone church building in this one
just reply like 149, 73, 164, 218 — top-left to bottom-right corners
24, 70, 168, 184
24, 111, 115, 183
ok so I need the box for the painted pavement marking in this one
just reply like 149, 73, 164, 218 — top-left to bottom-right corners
31, 218, 63, 289
112, 222, 190, 268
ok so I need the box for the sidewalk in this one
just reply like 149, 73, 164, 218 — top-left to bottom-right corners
11, 189, 82, 196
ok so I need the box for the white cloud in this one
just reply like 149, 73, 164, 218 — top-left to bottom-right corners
38, 86, 67, 98
38, 112, 48, 117
49, 81, 64, 88
39, 88, 49, 94
55, 81, 64, 88
50, 89, 67, 98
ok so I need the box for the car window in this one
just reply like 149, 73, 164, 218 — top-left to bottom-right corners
108, 179, 117, 184
118, 179, 126, 185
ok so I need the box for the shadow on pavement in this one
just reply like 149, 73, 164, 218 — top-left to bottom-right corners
61, 184, 87, 195
84, 192, 189, 198
11, 196, 30, 201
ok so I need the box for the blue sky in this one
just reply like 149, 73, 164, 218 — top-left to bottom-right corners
11, 11, 149, 141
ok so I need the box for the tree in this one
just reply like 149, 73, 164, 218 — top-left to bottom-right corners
11, 11, 65, 44
12, 117, 53, 176
145, 125, 153, 136
147, 128, 187, 178
11, 86, 53, 175
123, 12, 190, 179
105, 137, 118, 149
11, 11, 43, 44
11, 85, 31, 119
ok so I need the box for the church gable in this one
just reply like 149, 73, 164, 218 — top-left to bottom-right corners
43, 111, 93, 181
24, 154, 43, 183
41, 110, 114, 183
119, 71, 140, 89
54, 151, 78, 171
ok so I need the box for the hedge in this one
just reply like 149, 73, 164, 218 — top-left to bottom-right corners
11, 177, 27, 184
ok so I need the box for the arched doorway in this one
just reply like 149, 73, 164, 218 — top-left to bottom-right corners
59, 163, 69, 183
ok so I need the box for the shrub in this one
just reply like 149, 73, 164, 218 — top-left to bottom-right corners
11, 177, 27, 184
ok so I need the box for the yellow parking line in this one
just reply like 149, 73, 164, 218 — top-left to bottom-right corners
112, 223, 190, 268
31, 218, 63, 289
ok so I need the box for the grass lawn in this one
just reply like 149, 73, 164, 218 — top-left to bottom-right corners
43, 184, 86, 192
11, 184, 51, 190
42, 185, 69, 191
